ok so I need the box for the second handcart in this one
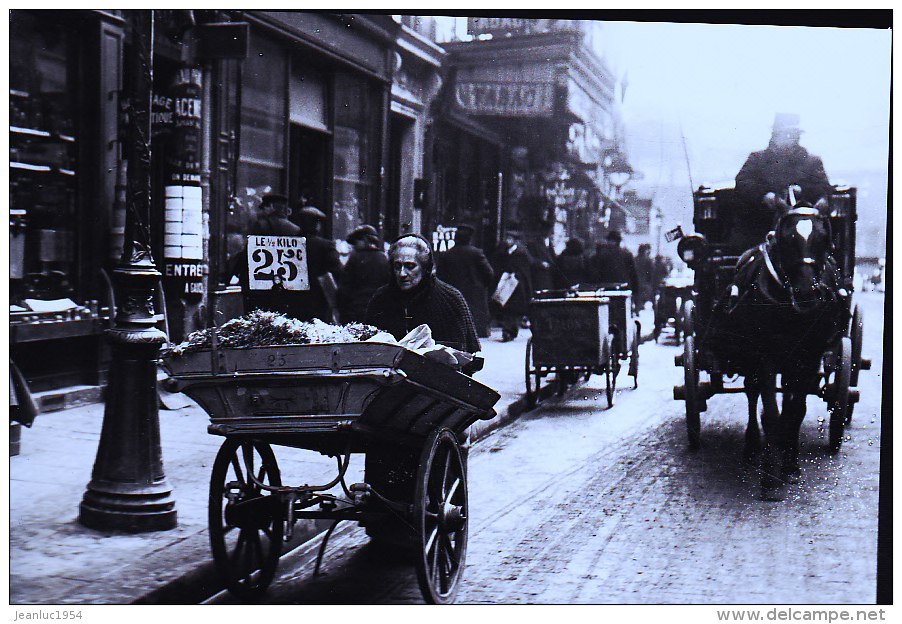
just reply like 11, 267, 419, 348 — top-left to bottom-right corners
525, 285, 640, 408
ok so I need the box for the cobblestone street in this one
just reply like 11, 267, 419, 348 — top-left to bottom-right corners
211, 292, 883, 605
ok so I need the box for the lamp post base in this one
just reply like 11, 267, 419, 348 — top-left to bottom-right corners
80, 483, 177, 533
78, 261, 177, 533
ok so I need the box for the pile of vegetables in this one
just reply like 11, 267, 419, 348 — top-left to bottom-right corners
162, 310, 381, 356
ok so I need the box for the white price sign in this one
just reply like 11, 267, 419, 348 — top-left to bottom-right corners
247, 235, 309, 291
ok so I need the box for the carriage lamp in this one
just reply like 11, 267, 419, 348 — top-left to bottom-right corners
677, 234, 708, 268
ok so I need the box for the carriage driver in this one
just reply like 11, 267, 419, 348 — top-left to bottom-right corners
732, 113, 833, 248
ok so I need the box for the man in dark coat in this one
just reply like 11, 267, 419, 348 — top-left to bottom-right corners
491, 229, 534, 342
435, 225, 495, 338
554, 237, 588, 289
525, 222, 555, 293
588, 230, 638, 294
367, 233, 480, 356
293, 206, 343, 323
337, 224, 390, 324
733, 113, 832, 249
634, 243, 655, 309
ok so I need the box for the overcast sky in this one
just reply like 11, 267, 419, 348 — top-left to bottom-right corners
594, 19, 892, 190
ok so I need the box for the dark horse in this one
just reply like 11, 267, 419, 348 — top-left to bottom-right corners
706, 205, 845, 500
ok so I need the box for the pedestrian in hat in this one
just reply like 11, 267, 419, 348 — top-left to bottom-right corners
588, 230, 638, 296
635, 242, 655, 309
733, 113, 832, 250
554, 237, 589, 289
490, 228, 534, 342
337, 225, 390, 324
251, 193, 301, 236
227, 192, 305, 317
435, 225, 495, 338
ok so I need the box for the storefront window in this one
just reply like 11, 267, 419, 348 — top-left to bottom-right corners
333, 73, 378, 241
10, 13, 77, 303
230, 35, 287, 279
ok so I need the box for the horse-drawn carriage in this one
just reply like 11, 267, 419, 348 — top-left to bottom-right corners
163, 338, 499, 604
672, 184, 869, 498
525, 285, 640, 409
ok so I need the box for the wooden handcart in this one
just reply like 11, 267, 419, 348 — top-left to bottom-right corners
525, 285, 640, 409
163, 341, 500, 604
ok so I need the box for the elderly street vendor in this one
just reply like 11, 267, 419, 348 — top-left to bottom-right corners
366, 233, 480, 358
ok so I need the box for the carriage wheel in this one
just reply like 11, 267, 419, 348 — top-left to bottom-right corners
680, 299, 695, 346
414, 428, 469, 604
602, 334, 617, 408
209, 438, 283, 600
683, 335, 701, 450
829, 337, 853, 454
525, 338, 538, 409
850, 304, 864, 388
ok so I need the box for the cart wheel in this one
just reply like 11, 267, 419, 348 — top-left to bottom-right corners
683, 335, 701, 450
209, 438, 283, 600
629, 320, 640, 388
602, 334, 616, 408
679, 299, 694, 346
850, 304, 864, 388
525, 338, 538, 409
829, 337, 853, 454
414, 428, 468, 604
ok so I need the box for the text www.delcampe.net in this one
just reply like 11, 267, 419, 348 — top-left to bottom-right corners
716, 609, 887, 622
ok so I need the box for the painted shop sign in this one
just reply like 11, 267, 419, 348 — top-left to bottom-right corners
455, 82, 554, 116
467, 17, 585, 38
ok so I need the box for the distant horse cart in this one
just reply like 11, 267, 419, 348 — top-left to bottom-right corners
672, 184, 870, 500
525, 286, 640, 409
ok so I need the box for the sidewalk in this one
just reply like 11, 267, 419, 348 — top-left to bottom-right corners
9, 326, 544, 605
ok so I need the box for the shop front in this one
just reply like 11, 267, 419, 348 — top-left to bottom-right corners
441, 20, 620, 251
209, 12, 398, 319
9, 11, 400, 402
10, 10, 125, 399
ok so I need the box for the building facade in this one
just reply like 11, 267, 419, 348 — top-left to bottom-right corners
438, 18, 626, 256
9, 11, 642, 402
9, 10, 404, 401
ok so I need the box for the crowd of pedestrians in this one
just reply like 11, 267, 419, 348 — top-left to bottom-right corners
228, 195, 674, 356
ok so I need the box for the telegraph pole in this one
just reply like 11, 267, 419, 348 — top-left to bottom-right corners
80, 9, 177, 532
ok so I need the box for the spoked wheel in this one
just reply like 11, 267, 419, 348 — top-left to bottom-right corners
525, 337, 538, 409
629, 320, 640, 388
680, 299, 695, 345
209, 438, 283, 601
850, 304, 864, 388
414, 428, 468, 604
828, 337, 853, 454
602, 333, 617, 408
683, 334, 701, 451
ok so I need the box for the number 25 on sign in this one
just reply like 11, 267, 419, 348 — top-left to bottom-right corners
247, 235, 310, 291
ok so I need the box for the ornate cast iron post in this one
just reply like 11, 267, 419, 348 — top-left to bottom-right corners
80, 10, 177, 532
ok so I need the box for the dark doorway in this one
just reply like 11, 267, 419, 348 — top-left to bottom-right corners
289, 123, 329, 231
386, 112, 415, 240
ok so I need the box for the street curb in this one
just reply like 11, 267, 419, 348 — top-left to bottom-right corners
131, 386, 549, 604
